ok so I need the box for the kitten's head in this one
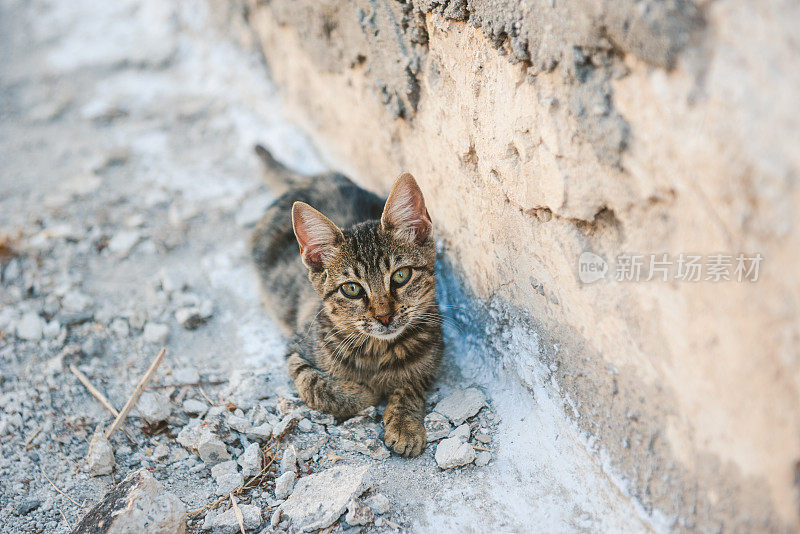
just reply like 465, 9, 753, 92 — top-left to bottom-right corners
292, 173, 437, 341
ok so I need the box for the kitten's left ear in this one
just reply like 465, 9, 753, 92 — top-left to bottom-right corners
381, 172, 432, 244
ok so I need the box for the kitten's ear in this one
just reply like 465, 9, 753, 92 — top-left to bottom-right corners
381, 172, 432, 244
292, 202, 344, 271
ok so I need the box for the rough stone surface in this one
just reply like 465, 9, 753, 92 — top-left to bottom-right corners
72, 469, 186, 533
237, 442, 262, 479
475, 451, 492, 467
345, 498, 374, 526
215, 472, 244, 496
246, 422, 273, 442
183, 399, 208, 416
279, 447, 297, 474
142, 322, 170, 345
137, 391, 171, 423
211, 503, 262, 533
279, 465, 371, 531
15, 312, 44, 341
198, 437, 231, 465
434, 389, 485, 426
423, 412, 451, 442
274, 471, 296, 500
87, 428, 115, 475
340, 438, 390, 461
366, 493, 390, 515
435, 437, 476, 469
448, 423, 471, 442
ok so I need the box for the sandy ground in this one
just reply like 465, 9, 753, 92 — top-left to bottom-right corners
0, 1, 659, 532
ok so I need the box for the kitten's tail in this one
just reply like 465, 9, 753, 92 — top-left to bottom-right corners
254, 144, 305, 196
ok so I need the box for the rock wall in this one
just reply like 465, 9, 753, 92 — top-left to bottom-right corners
243, 0, 800, 530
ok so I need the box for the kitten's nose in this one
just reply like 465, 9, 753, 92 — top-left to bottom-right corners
375, 312, 393, 326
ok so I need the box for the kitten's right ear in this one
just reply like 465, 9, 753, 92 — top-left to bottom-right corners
291, 202, 344, 271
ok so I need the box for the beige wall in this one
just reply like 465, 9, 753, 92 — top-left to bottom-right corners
246, 1, 800, 529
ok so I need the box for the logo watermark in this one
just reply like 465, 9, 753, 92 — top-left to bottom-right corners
578, 252, 762, 283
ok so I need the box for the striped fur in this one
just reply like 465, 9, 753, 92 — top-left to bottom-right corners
250, 147, 442, 456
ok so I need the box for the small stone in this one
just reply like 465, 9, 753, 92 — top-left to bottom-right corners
366, 493, 390, 515
449, 423, 471, 442
152, 444, 169, 461
215, 472, 244, 496
249, 404, 270, 426
279, 465, 371, 531
72, 470, 185, 532
15, 500, 41, 516
172, 367, 200, 384
276, 396, 301, 417
272, 414, 297, 439
211, 503, 262, 533
475, 451, 492, 466
126, 309, 148, 330
87, 428, 115, 475
175, 302, 212, 330
279, 447, 297, 474
62, 290, 92, 313
434, 388, 486, 425
227, 414, 252, 433
238, 443, 262, 479
474, 431, 491, 444
246, 422, 273, 442
43, 319, 61, 339
308, 410, 335, 426
340, 438, 390, 460
435, 437, 476, 469
137, 391, 170, 423
270, 507, 282, 528
297, 418, 313, 433
198, 436, 231, 465
345, 498, 374, 526
274, 471, 296, 500
82, 337, 104, 358
109, 318, 130, 338
16, 312, 44, 341
211, 460, 239, 480
183, 398, 208, 416
107, 230, 141, 257
424, 412, 451, 442
143, 322, 169, 344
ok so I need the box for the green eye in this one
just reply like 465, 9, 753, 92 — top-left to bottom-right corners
391, 267, 411, 286
340, 282, 364, 298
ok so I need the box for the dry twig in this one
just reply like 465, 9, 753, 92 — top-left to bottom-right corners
198, 385, 215, 406
106, 347, 166, 438
41, 466, 85, 508
24, 423, 44, 450
230, 494, 246, 534
150, 380, 226, 389
70, 364, 120, 417
187, 439, 277, 517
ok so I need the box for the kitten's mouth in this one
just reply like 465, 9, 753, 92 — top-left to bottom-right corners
364, 319, 407, 341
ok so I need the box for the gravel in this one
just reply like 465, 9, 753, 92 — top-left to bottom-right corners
279, 465, 371, 531
435, 436, 477, 469
87, 428, 115, 475
274, 471, 296, 500
434, 388, 486, 426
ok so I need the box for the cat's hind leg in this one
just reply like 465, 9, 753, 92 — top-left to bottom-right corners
286, 352, 377, 419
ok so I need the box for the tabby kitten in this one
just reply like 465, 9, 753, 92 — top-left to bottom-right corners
250, 146, 442, 457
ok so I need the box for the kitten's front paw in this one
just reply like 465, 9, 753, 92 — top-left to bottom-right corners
383, 417, 426, 457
